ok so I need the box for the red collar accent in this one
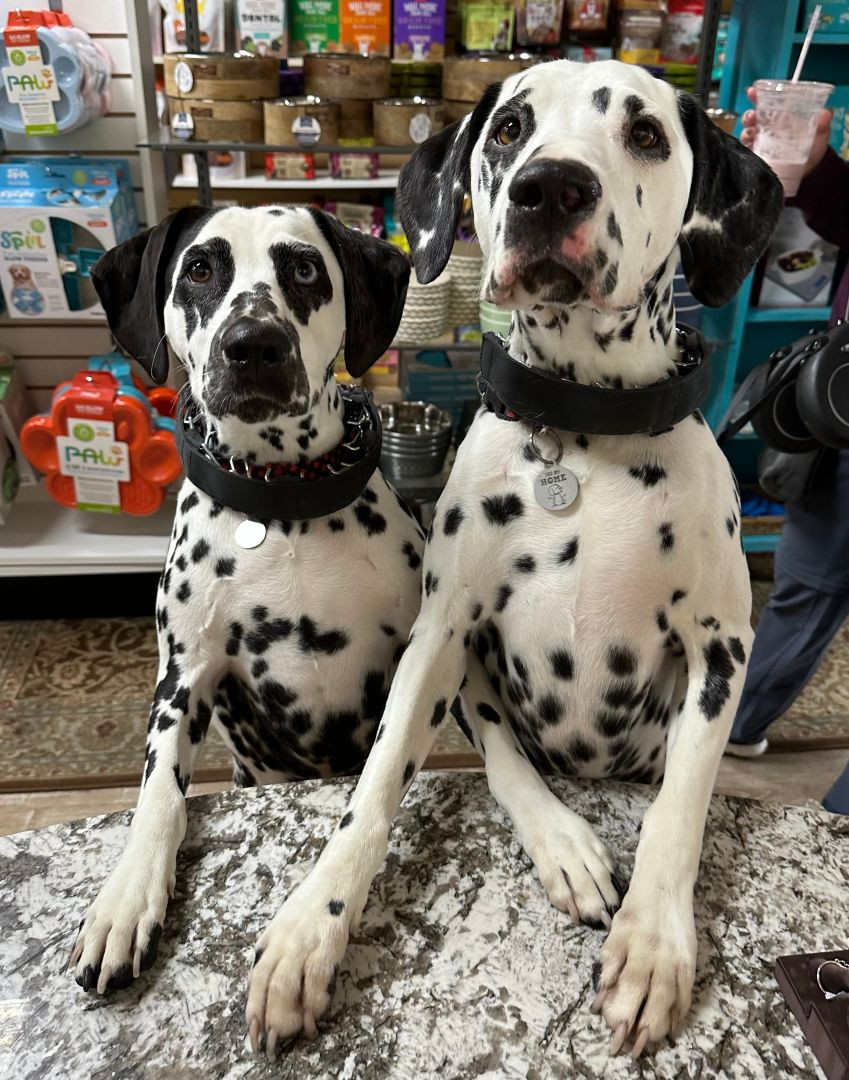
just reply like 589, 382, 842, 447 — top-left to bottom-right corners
220, 435, 351, 483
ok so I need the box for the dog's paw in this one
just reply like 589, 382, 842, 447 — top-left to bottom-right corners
246, 882, 356, 1058
592, 894, 696, 1057
521, 802, 621, 928
69, 853, 173, 994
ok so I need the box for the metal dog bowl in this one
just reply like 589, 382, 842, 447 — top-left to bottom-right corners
379, 401, 453, 479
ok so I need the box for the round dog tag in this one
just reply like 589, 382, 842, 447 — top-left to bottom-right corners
534, 466, 579, 511
235, 519, 267, 549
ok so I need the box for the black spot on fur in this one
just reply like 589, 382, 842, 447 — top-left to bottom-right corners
569, 736, 596, 762
443, 505, 465, 535
538, 694, 561, 725
514, 554, 536, 573
494, 584, 513, 612
659, 522, 675, 552
144, 748, 157, 784
328, 899, 345, 916
728, 636, 746, 665
431, 698, 448, 727
607, 212, 623, 245
591, 86, 611, 114
699, 638, 735, 720
557, 537, 579, 564
226, 622, 243, 656
191, 539, 210, 563
656, 609, 669, 633
329, 517, 345, 532
181, 491, 199, 514
425, 570, 439, 596
354, 502, 387, 536
726, 516, 736, 537
214, 557, 236, 578
339, 812, 353, 829
608, 645, 637, 677
477, 701, 501, 724
630, 463, 667, 487
176, 580, 191, 603
636, 184, 643, 207
402, 760, 415, 785
550, 649, 574, 680
671, 589, 687, 604
402, 540, 421, 570
482, 493, 524, 526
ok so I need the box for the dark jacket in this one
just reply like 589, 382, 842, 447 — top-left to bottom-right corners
792, 148, 849, 326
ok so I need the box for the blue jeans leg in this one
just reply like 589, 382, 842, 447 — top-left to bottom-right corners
823, 762, 849, 815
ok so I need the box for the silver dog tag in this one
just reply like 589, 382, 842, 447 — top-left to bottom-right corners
235, 519, 267, 549
534, 466, 579, 512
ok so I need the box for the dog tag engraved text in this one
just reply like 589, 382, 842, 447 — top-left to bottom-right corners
235, 519, 267, 550
534, 467, 579, 511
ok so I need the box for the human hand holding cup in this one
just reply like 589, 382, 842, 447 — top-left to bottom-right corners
747, 80, 833, 197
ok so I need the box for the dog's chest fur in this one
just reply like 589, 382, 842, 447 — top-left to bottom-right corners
437, 409, 749, 784
157, 472, 423, 785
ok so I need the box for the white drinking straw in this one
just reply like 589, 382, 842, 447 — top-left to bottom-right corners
792, 4, 821, 81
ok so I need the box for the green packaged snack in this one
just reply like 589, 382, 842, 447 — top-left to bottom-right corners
460, 3, 514, 51
290, 0, 341, 55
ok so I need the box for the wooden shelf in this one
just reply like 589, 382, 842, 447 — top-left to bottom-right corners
173, 170, 400, 191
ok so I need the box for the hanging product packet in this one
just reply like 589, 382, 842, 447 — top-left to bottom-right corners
236, 0, 287, 56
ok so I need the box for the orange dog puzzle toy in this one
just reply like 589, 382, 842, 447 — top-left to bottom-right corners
21, 361, 181, 515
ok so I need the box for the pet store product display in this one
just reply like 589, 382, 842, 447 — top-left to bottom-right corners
265, 150, 316, 178
393, 268, 451, 344
446, 242, 483, 325
290, 0, 341, 55
373, 97, 444, 145
0, 9, 112, 136
0, 362, 37, 489
379, 400, 453, 479
235, 0, 287, 56
394, 0, 447, 60
515, 0, 565, 45
21, 357, 180, 516
442, 52, 536, 102
264, 95, 339, 146
329, 150, 379, 178
180, 150, 248, 182
459, 2, 516, 50
759, 207, 839, 308
303, 52, 392, 99
161, 0, 225, 52
163, 52, 279, 99
0, 159, 137, 322
339, 0, 391, 55
165, 51, 278, 142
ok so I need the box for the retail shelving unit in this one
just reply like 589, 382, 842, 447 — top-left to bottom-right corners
703, 0, 846, 552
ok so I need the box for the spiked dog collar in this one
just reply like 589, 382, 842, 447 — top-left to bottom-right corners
175, 383, 382, 521
478, 324, 710, 437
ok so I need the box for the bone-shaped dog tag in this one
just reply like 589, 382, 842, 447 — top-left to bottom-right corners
534, 466, 579, 512
235, 519, 267, 549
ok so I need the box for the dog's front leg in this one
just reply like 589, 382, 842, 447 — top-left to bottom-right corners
594, 623, 753, 1056
462, 654, 622, 927
246, 604, 468, 1057
70, 634, 218, 994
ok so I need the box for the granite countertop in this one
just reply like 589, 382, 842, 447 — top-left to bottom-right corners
1, 772, 846, 1079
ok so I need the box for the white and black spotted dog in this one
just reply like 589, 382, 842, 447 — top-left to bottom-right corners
242, 61, 783, 1058
68, 206, 425, 995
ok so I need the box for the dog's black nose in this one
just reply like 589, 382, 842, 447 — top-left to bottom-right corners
221, 320, 292, 368
508, 159, 601, 228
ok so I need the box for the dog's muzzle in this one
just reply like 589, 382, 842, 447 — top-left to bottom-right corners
221, 318, 300, 381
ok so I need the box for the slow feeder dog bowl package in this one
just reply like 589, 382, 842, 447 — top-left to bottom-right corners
0, 158, 138, 321
0, 9, 112, 136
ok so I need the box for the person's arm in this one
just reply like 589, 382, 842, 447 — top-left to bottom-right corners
791, 148, 849, 251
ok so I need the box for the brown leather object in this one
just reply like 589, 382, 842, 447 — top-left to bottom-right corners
775, 949, 849, 1080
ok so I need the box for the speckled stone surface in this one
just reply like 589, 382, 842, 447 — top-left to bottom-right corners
1, 773, 846, 1079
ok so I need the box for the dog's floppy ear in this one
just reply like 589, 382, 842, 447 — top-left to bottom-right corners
310, 209, 410, 378
678, 93, 783, 308
91, 205, 211, 384
397, 82, 503, 284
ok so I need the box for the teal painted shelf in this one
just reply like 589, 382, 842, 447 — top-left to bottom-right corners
747, 306, 832, 323
792, 31, 849, 43
743, 533, 782, 553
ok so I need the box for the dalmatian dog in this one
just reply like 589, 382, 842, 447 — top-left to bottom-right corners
244, 60, 783, 1058
68, 205, 424, 995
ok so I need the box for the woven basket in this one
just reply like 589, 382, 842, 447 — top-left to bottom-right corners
447, 242, 483, 325
393, 269, 452, 344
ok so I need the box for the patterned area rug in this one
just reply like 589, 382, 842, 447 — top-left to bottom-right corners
0, 617, 473, 792
0, 577, 846, 792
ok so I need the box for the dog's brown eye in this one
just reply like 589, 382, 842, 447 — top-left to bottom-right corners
629, 120, 660, 150
295, 261, 318, 285
187, 259, 212, 284
495, 118, 521, 146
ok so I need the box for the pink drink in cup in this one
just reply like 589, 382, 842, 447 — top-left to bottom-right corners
752, 79, 833, 197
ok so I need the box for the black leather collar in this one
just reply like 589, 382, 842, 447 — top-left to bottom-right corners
478, 324, 711, 436
175, 383, 382, 521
